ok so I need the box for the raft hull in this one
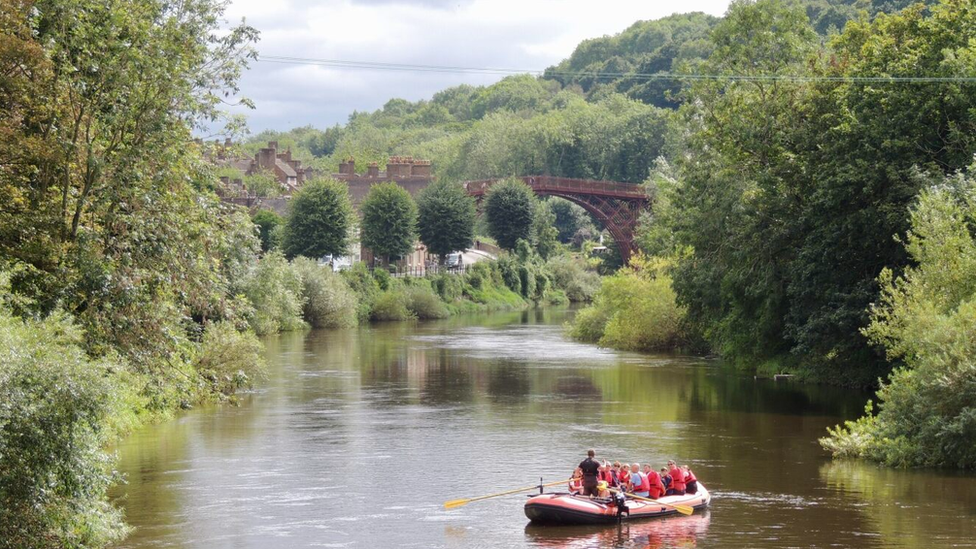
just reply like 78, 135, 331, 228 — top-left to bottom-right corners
524, 484, 710, 525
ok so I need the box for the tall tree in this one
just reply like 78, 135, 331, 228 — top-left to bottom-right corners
282, 178, 354, 260
416, 180, 475, 262
485, 178, 537, 250
533, 200, 560, 260
360, 182, 418, 265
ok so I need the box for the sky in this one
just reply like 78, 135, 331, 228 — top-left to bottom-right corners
224, 0, 734, 133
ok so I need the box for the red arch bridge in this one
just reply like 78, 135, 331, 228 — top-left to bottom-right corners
464, 176, 650, 264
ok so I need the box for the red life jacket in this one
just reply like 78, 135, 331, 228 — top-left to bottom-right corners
618, 470, 630, 485
569, 478, 583, 493
646, 470, 665, 499
640, 471, 651, 492
669, 466, 686, 492
685, 469, 697, 483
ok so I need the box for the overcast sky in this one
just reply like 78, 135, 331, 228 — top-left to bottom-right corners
224, 0, 734, 133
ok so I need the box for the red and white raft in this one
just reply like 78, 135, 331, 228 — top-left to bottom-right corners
524, 484, 710, 525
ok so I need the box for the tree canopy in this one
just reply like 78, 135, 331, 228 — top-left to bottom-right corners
360, 182, 419, 264
485, 178, 537, 250
283, 179, 354, 260
416, 180, 476, 260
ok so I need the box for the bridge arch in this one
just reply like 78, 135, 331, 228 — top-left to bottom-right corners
463, 176, 650, 264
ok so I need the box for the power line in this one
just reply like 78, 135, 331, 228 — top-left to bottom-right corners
257, 54, 976, 83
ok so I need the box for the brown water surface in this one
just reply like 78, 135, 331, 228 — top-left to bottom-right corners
111, 308, 976, 548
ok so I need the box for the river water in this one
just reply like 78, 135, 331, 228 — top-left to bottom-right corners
111, 308, 976, 548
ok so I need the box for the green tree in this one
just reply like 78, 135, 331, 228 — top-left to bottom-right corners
282, 178, 354, 260
360, 182, 418, 265
244, 169, 282, 197
533, 200, 560, 259
416, 179, 475, 262
822, 174, 976, 468
485, 178, 536, 250
252, 209, 282, 252
549, 198, 595, 243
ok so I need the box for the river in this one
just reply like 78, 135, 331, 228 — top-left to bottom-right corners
110, 308, 976, 548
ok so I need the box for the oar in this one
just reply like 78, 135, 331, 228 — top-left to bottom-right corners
609, 488, 695, 516
444, 480, 568, 509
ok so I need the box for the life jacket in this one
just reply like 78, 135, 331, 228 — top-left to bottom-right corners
669, 466, 686, 492
618, 470, 630, 486
640, 471, 651, 493
685, 469, 697, 484
569, 477, 583, 493
646, 470, 665, 499
630, 471, 646, 492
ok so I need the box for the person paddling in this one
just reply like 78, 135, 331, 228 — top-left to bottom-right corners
578, 449, 600, 497
568, 467, 584, 494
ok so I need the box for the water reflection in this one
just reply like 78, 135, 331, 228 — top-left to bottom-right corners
110, 309, 976, 548
525, 513, 711, 549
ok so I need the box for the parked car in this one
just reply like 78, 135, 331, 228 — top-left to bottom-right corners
446, 252, 462, 269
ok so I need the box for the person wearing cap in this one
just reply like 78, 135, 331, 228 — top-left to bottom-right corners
596, 480, 610, 499
578, 449, 600, 497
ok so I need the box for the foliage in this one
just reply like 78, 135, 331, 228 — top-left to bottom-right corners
252, 209, 283, 252
370, 290, 415, 322
546, 255, 601, 302
485, 178, 537, 250
533, 201, 561, 259
822, 177, 976, 468
569, 255, 688, 352
416, 179, 476, 260
549, 198, 596, 243
360, 182, 419, 264
282, 178, 354, 260
194, 321, 267, 398
292, 258, 359, 329
403, 283, 450, 319
0, 292, 127, 548
244, 169, 282, 197
241, 251, 306, 335
341, 262, 381, 324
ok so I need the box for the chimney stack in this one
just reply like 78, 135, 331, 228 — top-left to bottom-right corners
367, 162, 379, 178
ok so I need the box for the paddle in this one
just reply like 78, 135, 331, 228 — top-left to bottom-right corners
609, 488, 695, 516
444, 480, 568, 509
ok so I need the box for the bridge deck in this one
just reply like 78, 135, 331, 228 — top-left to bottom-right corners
464, 175, 647, 201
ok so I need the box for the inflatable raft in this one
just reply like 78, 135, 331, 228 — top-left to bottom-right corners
524, 484, 710, 525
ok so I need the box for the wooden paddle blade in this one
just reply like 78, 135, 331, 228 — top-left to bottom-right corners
443, 499, 468, 509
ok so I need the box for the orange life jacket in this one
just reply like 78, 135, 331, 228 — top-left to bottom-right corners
646, 470, 665, 499
569, 477, 583, 493
669, 466, 686, 492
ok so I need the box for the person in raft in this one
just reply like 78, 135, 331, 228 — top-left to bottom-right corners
628, 463, 650, 497
643, 464, 665, 499
616, 461, 630, 488
578, 449, 601, 496
683, 465, 698, 495
667, 460, 686, 496
568, 467, 584, 494
596, 480, 611, 499
660, 467, 672, 492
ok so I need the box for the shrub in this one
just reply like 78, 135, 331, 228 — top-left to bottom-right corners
194, 321, 267, 398
371, 290, 415, 321
431, 273, 464, 302
0, 302, 128, 548
341, 263, 380, 324
242, 251, 306, 335
404, 285, 450, 319
568, 254, 687, 351
252, 209, 282, 252
547, 255, 601, 302
292, 257, 358, 328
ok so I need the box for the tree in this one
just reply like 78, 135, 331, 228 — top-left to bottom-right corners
282, 178, 354, 260
252, 209, 282, 252
533, 200, 560, 260
822, 173, 976, 468
485, 178, 536, 250
416, 179, 475, 262
360, 182, 418, 265
549, 198, 595, 243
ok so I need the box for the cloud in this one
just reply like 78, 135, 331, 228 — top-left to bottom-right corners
223, 0, 732, 132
